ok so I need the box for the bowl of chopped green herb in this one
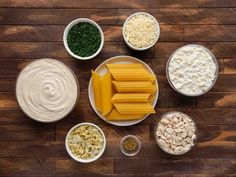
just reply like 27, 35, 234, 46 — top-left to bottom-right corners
63, 18, 104, 60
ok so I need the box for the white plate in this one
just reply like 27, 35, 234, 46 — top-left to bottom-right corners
88, 56, 159, 126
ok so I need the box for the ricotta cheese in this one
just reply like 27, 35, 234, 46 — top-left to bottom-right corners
168, 45, 217, 95
16, 59, 78, 122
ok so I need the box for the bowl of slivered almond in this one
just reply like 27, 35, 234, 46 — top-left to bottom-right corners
88, 56, 159, 126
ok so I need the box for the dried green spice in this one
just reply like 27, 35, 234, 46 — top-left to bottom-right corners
67, 22, 101, 57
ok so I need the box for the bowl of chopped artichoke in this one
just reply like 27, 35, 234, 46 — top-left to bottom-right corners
65, 122, 106, 163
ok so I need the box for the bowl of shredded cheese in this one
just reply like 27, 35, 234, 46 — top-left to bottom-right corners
123, 12, 160, 51
65, 122, 106, 163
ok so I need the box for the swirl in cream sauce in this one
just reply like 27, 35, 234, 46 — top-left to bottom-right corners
16, 59, 78, 122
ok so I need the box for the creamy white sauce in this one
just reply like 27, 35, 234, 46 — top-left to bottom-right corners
16, 59, 78, 122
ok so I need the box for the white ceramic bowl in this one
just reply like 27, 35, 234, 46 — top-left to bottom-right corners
122, 12, 160, 51
63, 18, 104, 60
16, 58, 80, 123
65, 122, 106, 163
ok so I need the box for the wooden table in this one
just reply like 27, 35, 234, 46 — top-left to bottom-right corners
0, 0, 236, 176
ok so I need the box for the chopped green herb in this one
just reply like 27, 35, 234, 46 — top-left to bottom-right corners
67, 22, 101, 57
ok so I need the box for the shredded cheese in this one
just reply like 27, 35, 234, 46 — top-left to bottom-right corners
124, 14, 158, 48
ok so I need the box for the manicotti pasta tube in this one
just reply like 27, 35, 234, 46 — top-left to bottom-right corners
111, 93, 150, 103
113, 81, 155, 93
114, 103, 155, 114
106, 108, 145, 120
92, 70, 101, 111
100, 72, 113, 116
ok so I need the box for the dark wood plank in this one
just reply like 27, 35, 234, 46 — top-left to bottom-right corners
1, 0, 236, 8
0, 158, 113, 175
198, 92, 236, 108
151, 108, 236, 125
114, 158, 236, 174
184, 25, 236, 41
0, 8, 118, 25
118, 9, 236, 25
0, 125, 54, 141
174, 175, 236, 177
1, 8, 236, 25
155, 42, 236, 59
0, 9, 117, 25
224, 59, 236, 74
212, 75, 236, 92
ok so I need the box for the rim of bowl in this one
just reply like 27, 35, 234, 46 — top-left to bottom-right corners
120, 135, 141, 156
15, 58, 80, 123
166, 44, 219, 97
63, 18, 104, 60
153, 111, 198, 155
65, 122, 106, 163
122, 12, 160, 51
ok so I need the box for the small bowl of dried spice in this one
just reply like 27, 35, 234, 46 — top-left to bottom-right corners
63, 18, 104, 60
120, 135, 141, 156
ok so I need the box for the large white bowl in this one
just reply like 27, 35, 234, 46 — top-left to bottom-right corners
63, 18, 104, 60
65, 122, 106, 163
123, 12, 160, 51
88, 56, 159, 126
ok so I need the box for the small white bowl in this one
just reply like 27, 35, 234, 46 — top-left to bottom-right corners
63, 18, 104, 60
122, 12, 160, 51
65, 122, 106, 163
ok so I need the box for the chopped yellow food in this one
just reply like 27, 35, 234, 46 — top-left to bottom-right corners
100, 72, 113, 116
112, 93, 150, 103
113, 81, 155, 93
91, 70, 101, 111
106, 108, 145, 121
114, 103, 156, 114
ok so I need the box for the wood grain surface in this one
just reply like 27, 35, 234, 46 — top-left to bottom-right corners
0, 0, 236, 176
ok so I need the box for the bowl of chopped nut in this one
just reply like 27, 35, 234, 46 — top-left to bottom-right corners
154, 111, 197, 155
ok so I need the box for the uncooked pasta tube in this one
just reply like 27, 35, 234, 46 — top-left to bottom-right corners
114, 103, 156, 114
100, 72, 113, 116
92, 70, 101, 111
111, 93, 150, 103
113, 81, 155, 93
106, 108, 145, 121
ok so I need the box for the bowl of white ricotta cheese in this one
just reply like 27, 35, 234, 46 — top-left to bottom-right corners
166, 44, 218, 97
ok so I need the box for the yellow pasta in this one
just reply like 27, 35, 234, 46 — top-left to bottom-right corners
109, 69, 156, 82
106, 108, 145, 121
91, 70, 101, 111
113, 81, 155, 93
114, 103, 156, 114
112, 93, 150, 103
100, 72, 113, 116
106, 63, 143, 69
